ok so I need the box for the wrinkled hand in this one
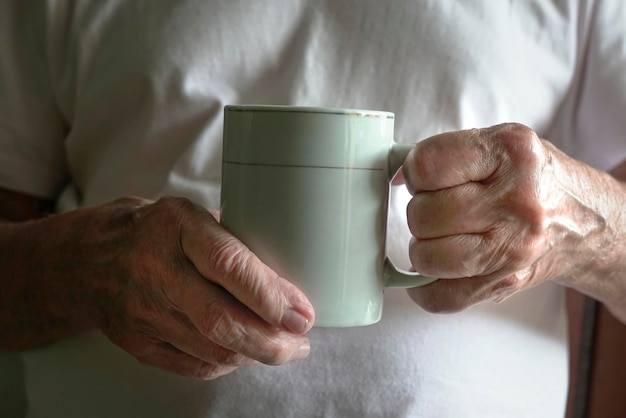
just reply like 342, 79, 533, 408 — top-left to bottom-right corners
85, 197, 314, 379
402, 123, 601, 312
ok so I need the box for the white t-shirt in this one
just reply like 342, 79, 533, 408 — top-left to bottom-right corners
2, 1, 626, 417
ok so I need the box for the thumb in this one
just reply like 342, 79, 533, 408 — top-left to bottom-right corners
180, 203, 315, 334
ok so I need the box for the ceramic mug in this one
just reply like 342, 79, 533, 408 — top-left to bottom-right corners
220, 105, 436, 327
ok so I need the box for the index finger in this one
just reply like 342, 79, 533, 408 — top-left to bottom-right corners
402, 123, 537, 194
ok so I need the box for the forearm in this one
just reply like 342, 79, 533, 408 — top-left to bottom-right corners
0, 207, 117, 349
549, 147, 626, 321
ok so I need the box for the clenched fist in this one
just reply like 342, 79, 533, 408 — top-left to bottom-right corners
402, 123, 623, 314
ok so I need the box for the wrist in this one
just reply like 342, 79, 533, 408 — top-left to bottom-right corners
545, 144, 626, 302
0, 203, 133, 348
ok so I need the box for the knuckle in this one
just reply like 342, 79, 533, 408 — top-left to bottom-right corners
155, 195, 193, 210
197, 304, 292, 366
195, 363, 219, 379
124, 196, 184, 235
457, 257, 480, 278
209, 236, 251, 279
112, 196, 150, 207
498, 123, 545, 167
490, 271, 532, 303
496, 225, 546, 273
153, 196, 206, 226
196, 364, 236, 380
513, 201, 548, 232
212, 348, 245, 366
259, 341, 293, 365
503, 122, 535, 139
198, 303, 240, 344
495, 275, 522, 294
506, 243, 532, 269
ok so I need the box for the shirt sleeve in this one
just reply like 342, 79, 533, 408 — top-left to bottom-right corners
0, 2, 69, 199
572, 0, 626, 172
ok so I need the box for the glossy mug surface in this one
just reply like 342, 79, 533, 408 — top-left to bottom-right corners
220, 105, 435, 327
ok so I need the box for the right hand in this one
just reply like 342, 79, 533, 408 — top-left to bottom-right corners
74, 196, 315, 379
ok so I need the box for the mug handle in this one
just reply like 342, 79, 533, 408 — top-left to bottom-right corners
384, 142, 438, 288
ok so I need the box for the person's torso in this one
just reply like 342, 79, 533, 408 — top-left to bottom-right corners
26, 1, 577, 416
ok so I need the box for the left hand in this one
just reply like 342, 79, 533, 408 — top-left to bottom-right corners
402, 123, 601, 312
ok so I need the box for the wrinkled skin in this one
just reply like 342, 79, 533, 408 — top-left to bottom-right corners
0, 197, 314, 379
2, 123, 625, 380
402, 123, 626, 319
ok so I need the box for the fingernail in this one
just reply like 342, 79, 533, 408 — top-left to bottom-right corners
294, 342, 311, 360
281, 308, 310, 334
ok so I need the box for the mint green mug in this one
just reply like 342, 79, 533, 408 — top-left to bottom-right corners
220, 105, 436, 327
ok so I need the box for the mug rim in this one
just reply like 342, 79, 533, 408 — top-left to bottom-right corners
225, 104, 394, 119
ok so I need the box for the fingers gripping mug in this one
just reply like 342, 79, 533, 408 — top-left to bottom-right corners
220, 105, 436, 327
